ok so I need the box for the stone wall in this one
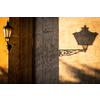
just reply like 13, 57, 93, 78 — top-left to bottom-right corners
8, 17, 59, 84
34, 17, 59, 84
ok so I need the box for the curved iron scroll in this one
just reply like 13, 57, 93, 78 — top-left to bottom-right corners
59, 49, 86, 57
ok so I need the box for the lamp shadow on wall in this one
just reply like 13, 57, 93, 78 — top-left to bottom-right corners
59, 25, 98, 56
59, 60, 100, 84
73, 25, 98, 49
0, 66, 8, 84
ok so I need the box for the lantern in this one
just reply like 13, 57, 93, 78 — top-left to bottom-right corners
3, 21, 13, 51
3, 21, 13, 42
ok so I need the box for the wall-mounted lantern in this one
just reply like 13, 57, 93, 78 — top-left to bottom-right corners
3, 21, 13, 51
59, 25, 98, 56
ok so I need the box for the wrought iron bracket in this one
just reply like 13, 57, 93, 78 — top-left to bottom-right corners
6, 42, 12, 51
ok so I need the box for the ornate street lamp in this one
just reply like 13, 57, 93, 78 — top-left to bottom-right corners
59, 25, 98, 56
3, 21, 13, 51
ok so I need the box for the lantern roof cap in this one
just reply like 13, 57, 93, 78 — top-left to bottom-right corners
3, 21, 13, 29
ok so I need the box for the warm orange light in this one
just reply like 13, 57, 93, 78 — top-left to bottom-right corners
0, 17, 9, 83
59, 17, 100, 83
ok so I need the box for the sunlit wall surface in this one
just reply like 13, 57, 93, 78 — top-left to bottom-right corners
0, 17, 9, 83
59, 17, 100, 83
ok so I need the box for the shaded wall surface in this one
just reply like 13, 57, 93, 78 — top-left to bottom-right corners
59, 17, 100, 83
8, 17, 59, 84
9, 17, 33, 83
35, 17, 59, 84
0, 17, 9, 83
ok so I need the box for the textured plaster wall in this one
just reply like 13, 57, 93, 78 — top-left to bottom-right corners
59, 17, 100, 83
0, 17, 9, 83
35, 17, 59, 84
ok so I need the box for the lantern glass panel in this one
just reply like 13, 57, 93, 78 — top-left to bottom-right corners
8, 28, 11, 37
3, 29, 6, 38
3, 28, 12, 38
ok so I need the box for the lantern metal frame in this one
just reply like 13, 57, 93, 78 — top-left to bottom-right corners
3, 21, 13, 51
